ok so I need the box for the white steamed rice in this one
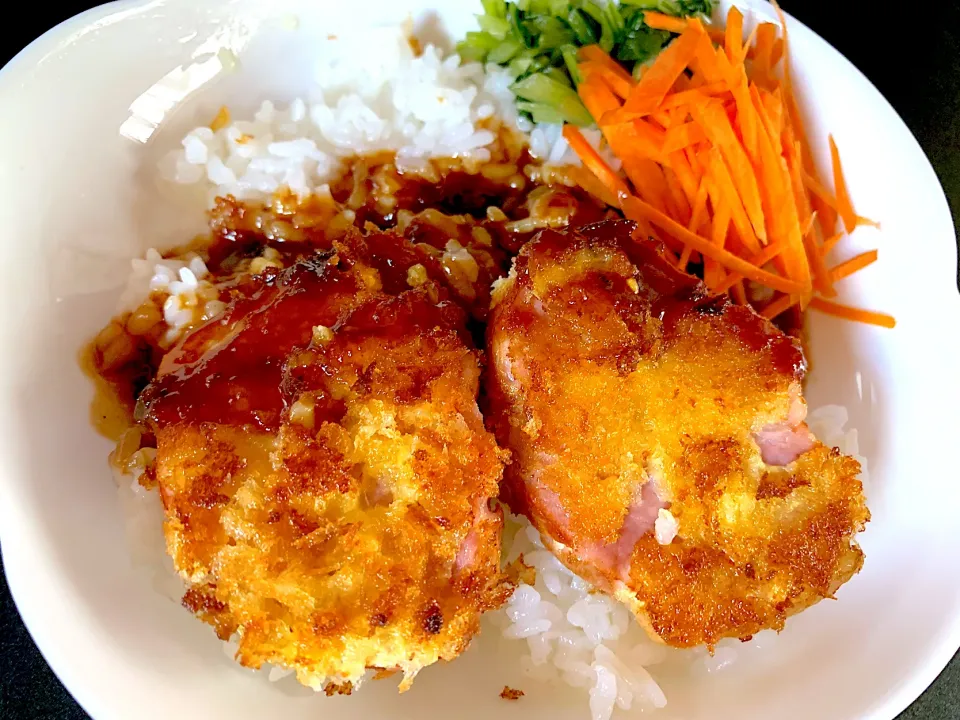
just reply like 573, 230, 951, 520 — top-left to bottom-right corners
158, 26, 614, 208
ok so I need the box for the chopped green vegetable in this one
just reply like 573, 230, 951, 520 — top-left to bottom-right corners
478, 14, 512, 39
482, 0, 508, 18
619, 0, 713, 14
566, 8, 599, 45
488, 38, 525, 64
512, 72, 595, 126
615, 8, 671, 64
561, 44, 584, 85
459, 0, 714, 126
516, 101, 569, 125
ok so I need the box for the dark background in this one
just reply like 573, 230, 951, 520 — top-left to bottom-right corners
1, 2, 958, 719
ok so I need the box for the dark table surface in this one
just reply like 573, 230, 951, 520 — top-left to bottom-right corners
2, 3, 958, 719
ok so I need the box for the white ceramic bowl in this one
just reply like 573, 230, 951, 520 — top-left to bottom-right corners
1, 1, 958, 719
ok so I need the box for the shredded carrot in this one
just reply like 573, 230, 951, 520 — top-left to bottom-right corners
731, 280, 748, 305
762, 293, 799, 320
829, 250, 878, 282
663, 122, 708, 154
856, 215, 880, 229
703, 146, 761, 254
617, 21, 706, 117
643, 11, 689, 34
751, 23, 778, 87
693, 101, 766, 247
802, 170, 839, 211
621, 195, 802, 294
821, 232, 845, 255
809, 297, 896, 328
663, 166, 693, 223
724, 7, 744, 64
578, 70, 624, 119
785, 134, 834, 296
579, 49, 635, 101
562, 125, 630, 201
560, 6, 891, 327
714, 239, 789, 294
829, 135, 858, 233
679, 178, 709, 270
566, 166, 620, 208
580, 45, 635, 87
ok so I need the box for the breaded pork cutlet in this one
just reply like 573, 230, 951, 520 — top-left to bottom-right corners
486, 220, 869, 648
139, 232, 511, 691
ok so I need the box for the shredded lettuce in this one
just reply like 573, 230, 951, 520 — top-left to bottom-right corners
457, 0, 714, 126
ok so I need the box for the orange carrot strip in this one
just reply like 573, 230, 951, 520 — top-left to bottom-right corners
663, 166, 693, 223
707, 26, 726, 45
724, 7, 744, 64
579, 59, 634, 101
802, 170, 839, 211
621, 195, 803, 293
578, 72, 623, 118
679, 179, 709, 270
580, 45, 635, 87
762, 294, 799, 319
620, 21, 706, 116
829, 250, 878, 282
642, 10, 689, 34
663, 122, 708, 154
769, 38, 785, 67
784, 133, 834, 296
749, 85, 776, 144
625, 157, 675, 216
731, 71, 757, 160
774, 0, 831, 237
731, 280, 748, 305
741, 21, 760, 64
829, 135, 858, 232
691, 99, 767, 244
809, 297, 896, 328
751, 23, 778, 86
762, 87, 784, 135
648, 111, 669, 130
704, 146, 762, 254
856, 215, 880, 228
624, 118, 668, 163
566, 166, 620, 208
707, 185, 732, 289
691, 33, 732, 85
579, 64, 633, 101
751, 106, 812, 293
671, 72, 693, 93
713, 239, 789, 293
687, 177, 710, 232
562, 125, 630, 201
667, 150, 700, 205
821, 232, 844, 255
655, 83, 730, 113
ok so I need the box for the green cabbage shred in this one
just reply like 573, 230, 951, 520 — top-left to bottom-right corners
457, 0, 714, 126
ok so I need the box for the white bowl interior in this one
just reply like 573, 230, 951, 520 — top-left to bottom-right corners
1, 1, 959, 719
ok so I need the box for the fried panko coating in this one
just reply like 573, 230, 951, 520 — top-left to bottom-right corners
486, 220, 869, 648
140, 233, 511, 690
